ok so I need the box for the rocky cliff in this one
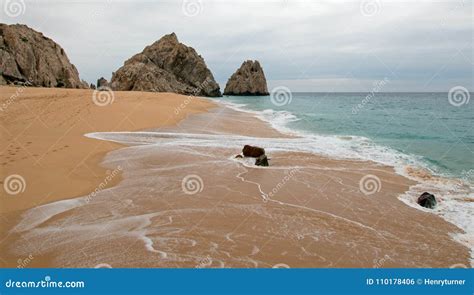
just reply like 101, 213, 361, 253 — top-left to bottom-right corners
110, 33, 221, 97
0, 24, 87, 88
223, 60, 269, 96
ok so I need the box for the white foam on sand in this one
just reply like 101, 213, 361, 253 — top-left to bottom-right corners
12, 197, 88, 232
220, 100, 474, 266
399, 181, 474, 266
15, 100, 471, 266
87, 100, 474, 266
224, 100, 474, 266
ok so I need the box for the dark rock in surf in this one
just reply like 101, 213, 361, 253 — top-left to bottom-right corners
223, 60, 269, 96
417, 192, 437, 209
242, 145, 265, 158
255, 155, 269, 167
0, 23, 87, 88
235, 155, 243, 159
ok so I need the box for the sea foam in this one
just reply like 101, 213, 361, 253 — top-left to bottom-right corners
85, 99, 474, 266
218, 100, 474, 266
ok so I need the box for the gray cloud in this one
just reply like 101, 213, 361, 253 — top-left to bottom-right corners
1, 0, 472, 91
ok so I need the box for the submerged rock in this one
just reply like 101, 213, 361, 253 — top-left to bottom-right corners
417, 192, 437, 209
255, 155, 269, 167
242, 145, 265, 158
110, 33, 221, 97
223, 60, 269, 96
0, 23, 87, 88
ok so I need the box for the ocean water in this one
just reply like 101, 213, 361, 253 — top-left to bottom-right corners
216, 93, 474, 184
11, 92, 474, 267
215, 92, 474, 261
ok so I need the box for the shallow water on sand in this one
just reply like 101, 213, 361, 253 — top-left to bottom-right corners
8, 106, 471, 268
218, 93, 474, 183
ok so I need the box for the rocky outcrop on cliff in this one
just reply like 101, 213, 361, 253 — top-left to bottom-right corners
97, 77, 109, 88
110, 33, 221, 97
223, 60, 269, 96
0, 24, 87, 88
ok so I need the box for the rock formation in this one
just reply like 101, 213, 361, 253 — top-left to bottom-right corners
110, 33, 221, 97
0, 24, 87, 88
255, 155, 269, 167
223, 60, 269, 96
243, 145, 265, 158
417, 192, 437, 209
240, 145, 269, 166
97, 77, 109, 88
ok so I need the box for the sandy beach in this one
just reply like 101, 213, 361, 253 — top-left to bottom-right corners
0, 86, 213, 266
0, 87, 471, 268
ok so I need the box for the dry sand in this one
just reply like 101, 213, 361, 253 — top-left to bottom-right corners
0, 86, 213, 213
0, 86, 470, 268
0, 86, 213, 266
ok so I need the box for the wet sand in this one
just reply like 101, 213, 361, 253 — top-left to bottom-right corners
0, 87, 471, 268
0, 86, 214, 267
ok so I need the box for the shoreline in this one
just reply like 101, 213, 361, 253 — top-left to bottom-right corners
159, 98, 473, 267
0, 86, 215, 213
0, 86, 215, 267
215, 98, 474, 266
1, 87, 471, 268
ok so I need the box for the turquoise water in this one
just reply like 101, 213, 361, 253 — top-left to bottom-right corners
216, 93, 474, 183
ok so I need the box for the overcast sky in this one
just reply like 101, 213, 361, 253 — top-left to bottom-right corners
1, 0, 472, 92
